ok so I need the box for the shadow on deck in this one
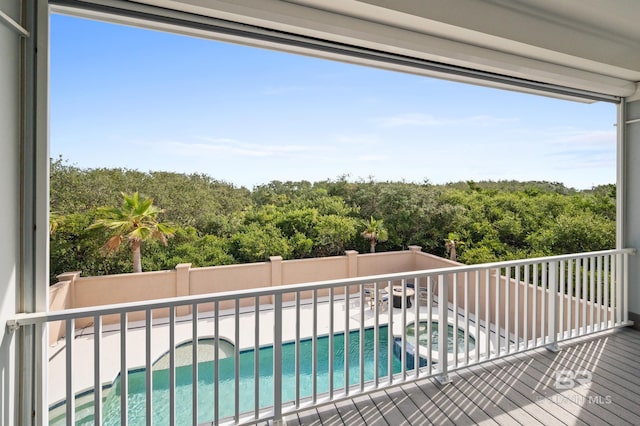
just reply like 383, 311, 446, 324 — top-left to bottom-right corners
290, 327, 640, 425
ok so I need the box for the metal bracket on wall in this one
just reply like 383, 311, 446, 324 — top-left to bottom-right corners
0, 8, 30, 37
5, 319, 20, 333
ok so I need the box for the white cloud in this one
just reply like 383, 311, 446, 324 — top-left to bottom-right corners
375, 113, 516, 128
550, 129, 615, 146
376, 113, 444, 128
152, 137, 328, 159
356, 154, 387, 162
545, 129, 615, 169
335, 134, 379, 145
466, 115, 518, 126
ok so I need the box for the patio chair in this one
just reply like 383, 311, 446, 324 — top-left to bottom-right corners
364, 287, 375, 308
407, 279, 434, 306
364, 287, 389, 310
376, 289, 390, 311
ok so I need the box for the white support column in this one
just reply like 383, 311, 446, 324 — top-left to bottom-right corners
18, 1, 50, 424
622, 98, 640, 327
0, 2, 22, 424
617, 101, 627, 250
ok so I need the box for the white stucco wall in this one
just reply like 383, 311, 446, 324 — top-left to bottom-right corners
625, 99, 640, 319
0, 1, 21, 424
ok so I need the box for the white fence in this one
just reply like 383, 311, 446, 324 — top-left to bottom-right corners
8, 249, 635, 425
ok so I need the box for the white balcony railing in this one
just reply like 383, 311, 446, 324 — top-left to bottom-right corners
7, 249, 635, 425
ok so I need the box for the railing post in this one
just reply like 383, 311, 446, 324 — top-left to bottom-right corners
436, 274, 452, 385
546, 261, 560, 352
272, 293, 284, 425
624, 251, 630, 324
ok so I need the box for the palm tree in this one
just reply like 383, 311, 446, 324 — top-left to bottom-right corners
444, 232, 464, 262
88, 192, 175, 273
361, 216, 388, 253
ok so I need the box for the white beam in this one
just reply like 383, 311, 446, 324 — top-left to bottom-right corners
51, 0, 635, 99
622, 99, 640, 321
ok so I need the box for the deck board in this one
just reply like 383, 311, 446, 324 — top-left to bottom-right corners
399, 382, 456, 426
381, 386, 419, 425
459, 364, 543, 426
533, 342, 640, 424
471, 359, 579, 425
315, 402, 343, 425
368, 388, 408, 425
512, 352, 615, 425
288, 328, 640, 425
449, 368, 526, 426
295, 408, 322, 425
419, 378, 478, 425
482, 357, 592, 426
334, 398, 365, 425
351, 395, 387, 426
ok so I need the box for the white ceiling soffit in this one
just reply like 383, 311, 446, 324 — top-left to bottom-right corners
50, 0, 640, 103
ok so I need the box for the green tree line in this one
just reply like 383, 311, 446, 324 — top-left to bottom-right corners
49, 158, 616, 281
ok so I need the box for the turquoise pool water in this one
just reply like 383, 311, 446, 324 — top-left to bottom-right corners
406, 321, 476, 353
50, 326, 401, 425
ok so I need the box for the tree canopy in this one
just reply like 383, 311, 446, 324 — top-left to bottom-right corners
49, 158, 616, 281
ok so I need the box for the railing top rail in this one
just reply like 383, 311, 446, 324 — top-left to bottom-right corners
7, 248, 635, 327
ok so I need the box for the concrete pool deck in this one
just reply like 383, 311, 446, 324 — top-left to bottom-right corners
47, 295, 493, 407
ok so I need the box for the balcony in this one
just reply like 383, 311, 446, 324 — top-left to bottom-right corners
7, 248, 635, 425
293, 327, 640, 425
4, 1, 640, 426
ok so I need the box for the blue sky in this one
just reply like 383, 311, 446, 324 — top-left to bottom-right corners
50, 14, 617, 190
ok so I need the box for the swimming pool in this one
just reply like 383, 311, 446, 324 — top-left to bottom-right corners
49, 326, 401, 425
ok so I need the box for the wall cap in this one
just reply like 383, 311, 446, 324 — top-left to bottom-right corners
56, 271, 82, 283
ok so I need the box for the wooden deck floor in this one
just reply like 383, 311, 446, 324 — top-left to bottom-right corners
288, 327, 640, 426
